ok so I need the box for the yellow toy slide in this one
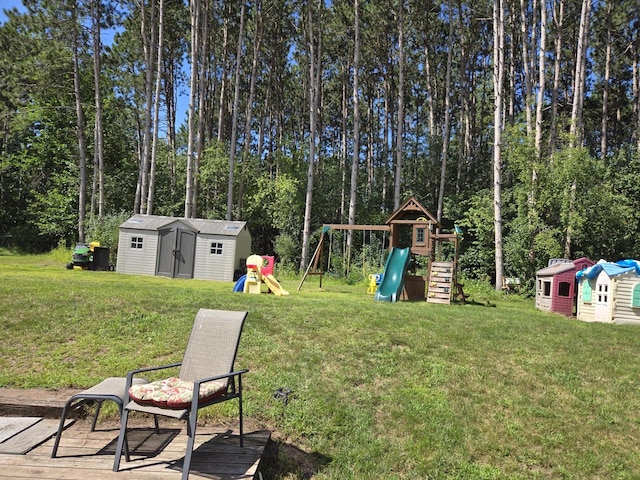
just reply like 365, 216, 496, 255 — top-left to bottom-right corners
263, 274, 289, 296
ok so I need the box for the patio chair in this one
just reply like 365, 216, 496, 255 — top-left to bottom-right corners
112, 308, 249, 480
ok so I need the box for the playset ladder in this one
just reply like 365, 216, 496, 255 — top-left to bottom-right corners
427, 262, 453, 304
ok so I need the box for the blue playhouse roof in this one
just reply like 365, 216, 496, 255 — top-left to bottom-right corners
576, 259, 640, 281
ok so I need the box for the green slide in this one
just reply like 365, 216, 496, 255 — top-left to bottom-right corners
374, 247, 411, 302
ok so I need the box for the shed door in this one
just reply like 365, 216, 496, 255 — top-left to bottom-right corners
157, 228, 196, 279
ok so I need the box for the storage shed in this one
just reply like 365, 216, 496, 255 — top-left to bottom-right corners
535, 257, 594, 316
116, 215, 251, 282
576, 259, 640, 325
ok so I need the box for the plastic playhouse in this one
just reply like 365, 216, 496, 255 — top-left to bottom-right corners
234, 255, 289, 296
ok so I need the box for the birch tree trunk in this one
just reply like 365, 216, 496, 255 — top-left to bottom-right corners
72, 4, 88, 243
137, 0, 158, 215
393, 0, 405, 210
548, 0, 564, 153
185, 0, 199, 218
217, 9, 229, 143
147, 0, 164, 216
90, 0, 104, 218
238, 1, 263, 217
347, 0, 360, 251
600, 0, 612, 158
493, 0, 505, 290
226, 1, 246, 221
535, 0, 547, 157
436, 0, 454, 226
520, 0, 533, 137
300, 0, 322, 272
570, 0, 591, 146
565, 0, 591, 256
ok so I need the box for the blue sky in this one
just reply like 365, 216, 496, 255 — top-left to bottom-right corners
0, 0, 25, 23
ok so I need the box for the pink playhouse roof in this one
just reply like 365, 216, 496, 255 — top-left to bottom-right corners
536, 257, 592, 277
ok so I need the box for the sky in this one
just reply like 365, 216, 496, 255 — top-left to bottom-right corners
0, 0, 25, 23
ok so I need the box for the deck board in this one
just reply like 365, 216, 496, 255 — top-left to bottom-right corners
0, 418, 270, 480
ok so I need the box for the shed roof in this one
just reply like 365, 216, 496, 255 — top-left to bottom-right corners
120, 215, 248, 237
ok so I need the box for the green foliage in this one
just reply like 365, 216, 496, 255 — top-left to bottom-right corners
84, 211, 131, 257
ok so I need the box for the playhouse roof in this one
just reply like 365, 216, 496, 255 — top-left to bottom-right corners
384, 197, 440, 227
120, 214, 248, 237
536, 257, 592, 276
576, 259, 640, 281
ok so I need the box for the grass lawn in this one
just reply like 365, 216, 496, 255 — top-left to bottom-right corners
2, 250, 640, 479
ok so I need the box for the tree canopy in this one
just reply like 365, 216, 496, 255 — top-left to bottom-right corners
1, 0, 639, 287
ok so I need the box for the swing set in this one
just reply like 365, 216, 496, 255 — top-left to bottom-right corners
297, 197, 464, 304
297, 223, 389, 290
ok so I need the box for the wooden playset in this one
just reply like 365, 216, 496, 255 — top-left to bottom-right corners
298, 197, 462, 304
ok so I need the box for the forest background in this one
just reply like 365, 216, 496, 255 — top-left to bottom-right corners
1, 0, 639, 290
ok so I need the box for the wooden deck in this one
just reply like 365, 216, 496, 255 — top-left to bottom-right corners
0, 418, 270, 480
0, 388, 270, 479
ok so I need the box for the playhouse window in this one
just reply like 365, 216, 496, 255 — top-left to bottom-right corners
558, 281, 571, 297
415, 227, 426, 246
131, 237, 143, 249
210, 242, 223, 255
596, 283, 609, 305
543, 281, 551, 297
632, 284, 640, 308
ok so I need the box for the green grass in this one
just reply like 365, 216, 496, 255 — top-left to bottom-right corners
2, 251, 640, 479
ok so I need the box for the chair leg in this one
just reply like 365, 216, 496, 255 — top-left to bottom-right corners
181, 408, 198, 480
90, 400, 103, 432
112, 408, 130, 472
238, 376, 244, 447
51, 398, 75, 458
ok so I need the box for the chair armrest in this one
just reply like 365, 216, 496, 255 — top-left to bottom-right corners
193, 368, 249, 386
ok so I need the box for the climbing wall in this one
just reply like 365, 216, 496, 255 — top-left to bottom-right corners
427, 262, 453, 304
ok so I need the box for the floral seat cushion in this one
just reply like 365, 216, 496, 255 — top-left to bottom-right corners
129, 377, 227, 409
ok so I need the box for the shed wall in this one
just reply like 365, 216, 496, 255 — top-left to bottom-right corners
116, 229, 159, 276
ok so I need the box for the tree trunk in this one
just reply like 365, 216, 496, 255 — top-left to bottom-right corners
226, 1, 246, 221
138, 0, 158, 215
436, 0, 454, 226
519, 0, 532, 136
565, 0, 591, 256
570, 0, 591, 147
91, 0, 104, 218
393, 0, 405, 211
238, 1, 263, 217
147, 0, 164, 216
185, 0, 199, 218
493, 0, 505, 290
548, 0, 564, 153
535, 0, 547, 157
72, 4, 87, 243
347, 0, 360, 251
217, 8, 230, 143
193, 0, 209, 218
300, 0, 322, 272
600, 0, 612, 158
